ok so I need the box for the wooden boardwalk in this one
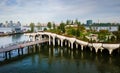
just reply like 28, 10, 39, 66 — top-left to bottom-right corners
0, 39, 49, 53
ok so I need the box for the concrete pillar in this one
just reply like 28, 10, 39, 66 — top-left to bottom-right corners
95, 48, 99, 53
8, 51, 11, 59
81, 45, 84, 51
61, 39, 63, 47
76, 43, 78, 48
65, 41, 67, 46
92, 43, 102, 53
102, 44, 119, 55
5, 52, 8, 60
69, 42, 71, 47
21, 48, 24, 55
71, 42, 73, 49
49, 35, 51, 45
28, 47, 30, 54
100, 49, 102, 53
58, 39, 60, 45
53, 37, 55, 46
18, 49, 20, 56
90, 47, 92, 51
109, 49, 113, 55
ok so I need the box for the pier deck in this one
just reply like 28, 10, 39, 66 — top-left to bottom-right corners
0, 39, 49, 53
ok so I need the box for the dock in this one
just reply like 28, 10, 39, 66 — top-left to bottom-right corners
0, 39, 49, 60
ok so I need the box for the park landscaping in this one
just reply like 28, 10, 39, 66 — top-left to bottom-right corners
45, 20, 120, 43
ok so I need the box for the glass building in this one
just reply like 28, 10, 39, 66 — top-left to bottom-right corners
86, 20, 92, 25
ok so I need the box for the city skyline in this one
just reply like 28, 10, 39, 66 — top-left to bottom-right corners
0, 0, 120, 25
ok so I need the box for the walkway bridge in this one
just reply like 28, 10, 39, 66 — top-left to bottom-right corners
25, 32, 120, 55
0, 39, 49, 59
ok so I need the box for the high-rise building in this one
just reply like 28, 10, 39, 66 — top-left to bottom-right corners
86, 20, 92, 25
5, 21, 8, 27
17, 21, 21, 26
0, 23, 3, 27
8, 20, 14, 27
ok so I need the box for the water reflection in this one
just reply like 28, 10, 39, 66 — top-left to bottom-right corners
0, 45, 120, 73
44, 46, 120, 73
12, 34, 23, 42
0, 34, 29, 47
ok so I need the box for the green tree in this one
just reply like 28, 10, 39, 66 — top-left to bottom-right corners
30, 23, 35, 32
44, 28, 47, 31
76, 22, 81, 37
98, 30, 110, 41
118, 25, 120, 31
53, 22, 56, 29
77, 21, 81, 26
47, 22, 52, 29
74, 19, 79, 24
76, 29, 80, 37
71, 20, 74, 25
59, 22, 65, 33
67, 27, 76, 36
66, 20, 70, 25
99, 30, 109, 35
113, 31, 120, 42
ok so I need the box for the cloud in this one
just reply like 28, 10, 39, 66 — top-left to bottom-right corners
0, 0, 120, 24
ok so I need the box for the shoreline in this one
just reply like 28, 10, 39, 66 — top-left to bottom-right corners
0, 32, 30, 37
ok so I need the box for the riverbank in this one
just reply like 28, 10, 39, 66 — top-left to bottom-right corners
0, 32, 30, 37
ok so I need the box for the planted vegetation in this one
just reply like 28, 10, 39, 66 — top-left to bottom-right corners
39, 19, 119, 43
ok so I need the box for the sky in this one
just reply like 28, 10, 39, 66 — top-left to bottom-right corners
0, 0, 120, 25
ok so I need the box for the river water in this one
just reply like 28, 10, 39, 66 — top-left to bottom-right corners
0, 34, 120, 73
0, 34, 29, 47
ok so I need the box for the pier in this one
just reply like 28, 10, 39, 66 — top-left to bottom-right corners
0, 39, 49, 60
0, 31, 120, 61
